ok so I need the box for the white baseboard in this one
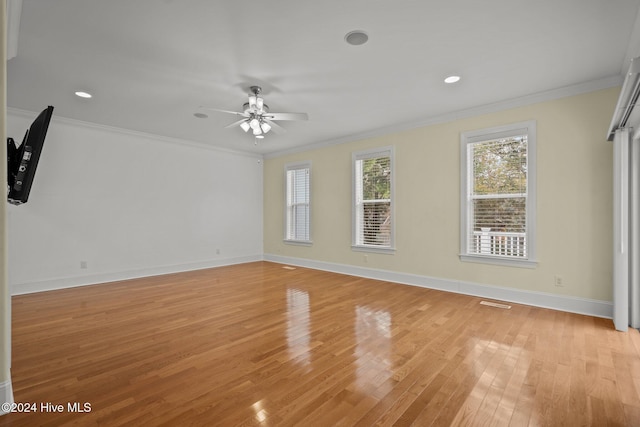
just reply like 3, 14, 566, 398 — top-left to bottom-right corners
11, 253, 613, 319
11, 255, 263, 295
264, 254, 613, 319
0, 378, 13, 416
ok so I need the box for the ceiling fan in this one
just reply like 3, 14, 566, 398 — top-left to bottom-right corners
202, 86, 308, 139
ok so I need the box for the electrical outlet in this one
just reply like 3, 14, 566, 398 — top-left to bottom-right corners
554, 275, 564, 287
363, 254, 368, 263
80, 261, 88, 269
216, 248, 220, 255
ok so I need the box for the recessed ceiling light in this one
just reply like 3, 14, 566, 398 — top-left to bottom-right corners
193, 112, 208, 119
444, 75, 461, 84
345, 30, 369, 46
74, 91, 92, 98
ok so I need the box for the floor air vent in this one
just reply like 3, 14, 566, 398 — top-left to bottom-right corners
480, 301, 511, 309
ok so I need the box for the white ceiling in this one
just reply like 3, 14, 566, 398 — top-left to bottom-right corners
7, 0, 640, 156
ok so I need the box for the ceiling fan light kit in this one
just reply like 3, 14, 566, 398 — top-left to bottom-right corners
201, 85, 308, 142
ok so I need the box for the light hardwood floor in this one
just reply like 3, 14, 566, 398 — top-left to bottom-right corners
2, 261, 640, 426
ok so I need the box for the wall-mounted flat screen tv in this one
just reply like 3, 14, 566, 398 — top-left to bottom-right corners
7, 106, 54, 205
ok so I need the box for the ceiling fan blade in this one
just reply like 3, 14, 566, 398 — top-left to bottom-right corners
199, 106, 249, 117
225, 118, 248, 129
264, 119, 286, 134
264, 112, 308, 121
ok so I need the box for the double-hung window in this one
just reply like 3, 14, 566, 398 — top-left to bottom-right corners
460, 121, 536, 267
352, 147, 395, 252
284, 162, 311, 244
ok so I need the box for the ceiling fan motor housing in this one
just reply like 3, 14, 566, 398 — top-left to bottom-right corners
243, 102, 268, 114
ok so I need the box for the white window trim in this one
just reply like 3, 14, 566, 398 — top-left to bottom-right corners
352, 146, 396, 254
284, 161, 312, 245
459, 121, 537, 268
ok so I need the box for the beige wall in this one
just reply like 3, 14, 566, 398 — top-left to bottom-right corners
264, 87, 618, 302
1, 0, 11, 395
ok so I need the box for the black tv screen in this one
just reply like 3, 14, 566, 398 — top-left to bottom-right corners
7, 106, 54, 205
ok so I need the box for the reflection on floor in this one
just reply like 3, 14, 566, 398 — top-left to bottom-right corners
4, 261, 640, 426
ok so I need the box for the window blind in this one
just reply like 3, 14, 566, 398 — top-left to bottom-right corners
354, 150, 392, 247
467, 136, 528, 258
286, 165, 310, 242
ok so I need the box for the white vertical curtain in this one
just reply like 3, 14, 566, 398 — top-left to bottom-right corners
613, 129, 629, 331
630, 134, 640, 328
613, 128, 640, 331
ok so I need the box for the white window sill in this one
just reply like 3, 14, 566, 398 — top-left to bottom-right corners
459, 254, 537, 269
352, 245, 396, 255
284, 239, 313, 247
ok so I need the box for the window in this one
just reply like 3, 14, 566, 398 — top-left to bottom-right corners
460, 121, 536, 267
352, 147, 394, 252
285, 162, 311, 244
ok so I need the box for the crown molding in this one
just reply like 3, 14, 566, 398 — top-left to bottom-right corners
6, 107, 264, 160
623, 4, 640, 72
264, 75, 623, 159
7, 73, 621, 163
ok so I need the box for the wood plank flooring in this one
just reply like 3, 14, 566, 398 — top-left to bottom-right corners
2, 261, 640, 426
